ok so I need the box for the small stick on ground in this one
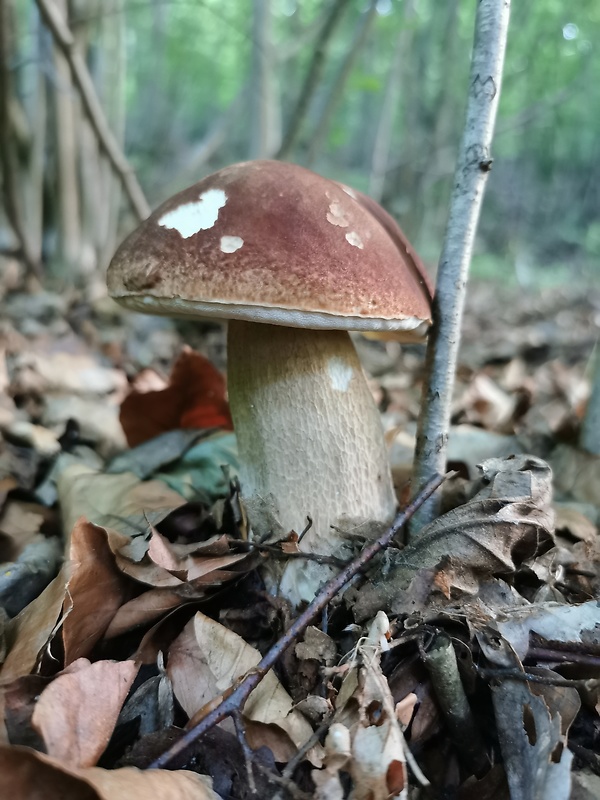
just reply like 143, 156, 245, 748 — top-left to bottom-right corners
147, 472, 447, 770
421, 632, 490, 777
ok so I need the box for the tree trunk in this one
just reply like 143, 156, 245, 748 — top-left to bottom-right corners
305, 1, 378, 168
411, 0, 512, 533
278, 0, 347, 160
52, 0, 81, 273
368, 2, 415, 202
249, 0, 280, 159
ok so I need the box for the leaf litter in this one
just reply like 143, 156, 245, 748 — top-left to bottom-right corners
0, 279, 598, 798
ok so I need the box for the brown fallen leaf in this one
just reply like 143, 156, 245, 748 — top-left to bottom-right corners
103, 588, 186, 639
62, 519, 132, 665
0, 744, 219, 799
354, 455, 555, 620
169, 612, 314, 756
0, 567, 68, 682
32, 658, 138, 768
120, 347, 233, 448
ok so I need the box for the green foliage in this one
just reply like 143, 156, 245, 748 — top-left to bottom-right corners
8, 0, 600, 284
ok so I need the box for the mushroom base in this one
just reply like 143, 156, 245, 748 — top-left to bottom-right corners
227, 320, 397, 604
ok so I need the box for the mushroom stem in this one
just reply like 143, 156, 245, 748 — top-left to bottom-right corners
227, 320, 396, 604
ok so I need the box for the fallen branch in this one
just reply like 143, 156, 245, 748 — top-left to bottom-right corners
411, 0, 511, 532
421, 632, 489, 776
34, 0, 150, 222
148, 472, 446, 770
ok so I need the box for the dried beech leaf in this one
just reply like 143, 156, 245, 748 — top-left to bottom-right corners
1, 567, 68, 682
62, 519, 130, 665
169, 612, 313, 751
120, 348, 232, 448
355, 455, 554, 620
32, 658, 138, 768
0, 535, 62, 617
103, 588, 185, 639
0, 744, 219, 799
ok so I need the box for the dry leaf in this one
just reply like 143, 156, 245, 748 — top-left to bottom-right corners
57, 463, 186, 540
0, 744, 219, 799
62, 519, 131, 665
169, 612, 314, 752
491, 678, 572, 800
103, 588, 186, 639
355, 455, 555, 620
0, 567, 68, 682
120, 347, 233, 447
0, 535, 62, 617
32, 658, 138, 768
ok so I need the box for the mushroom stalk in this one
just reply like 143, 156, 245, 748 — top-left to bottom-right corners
227, 320, 396, 604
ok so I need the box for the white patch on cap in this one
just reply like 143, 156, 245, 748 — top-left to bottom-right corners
341, 185, 357, 199
345, 231, 363, 249
158, 188, 227, 238
327, 201, 349, 228
220, 235, 244, 253
328, 357, 353, 392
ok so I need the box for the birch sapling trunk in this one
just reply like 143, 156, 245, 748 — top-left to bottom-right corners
410, 0, 511, 534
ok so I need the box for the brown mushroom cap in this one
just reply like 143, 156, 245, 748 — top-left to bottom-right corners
107, 160, 431, 339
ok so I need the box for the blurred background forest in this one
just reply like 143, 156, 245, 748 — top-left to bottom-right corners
2, 0, 600, 291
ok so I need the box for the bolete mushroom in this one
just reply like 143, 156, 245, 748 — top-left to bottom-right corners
107, 160, 432, 605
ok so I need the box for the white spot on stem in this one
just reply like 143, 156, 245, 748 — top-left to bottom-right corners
328, 357, 353, 392
345, 231, 363, 249
220, 235, 244, 253
158, 189, 227, 238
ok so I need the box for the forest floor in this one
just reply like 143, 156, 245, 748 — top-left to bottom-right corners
0, 270, 599, 799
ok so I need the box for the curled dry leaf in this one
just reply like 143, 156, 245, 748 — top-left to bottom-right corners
0, 744, 219, 800
321, 626, 407, 799
32, 658, 138, 768
62, 519, 131, 665
354, 455, 555, 620
0, 567, 68, 682
99, 525, 253, 637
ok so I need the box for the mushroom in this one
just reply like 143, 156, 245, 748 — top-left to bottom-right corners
107, 160, 432, 605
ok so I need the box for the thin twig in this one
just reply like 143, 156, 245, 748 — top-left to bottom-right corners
34, 0, 150, 222
420, 632, 489, 776
411, 0, 511, 532
147, 472, 446, 770
479, 668, 600, 690
242, 539, 348, 568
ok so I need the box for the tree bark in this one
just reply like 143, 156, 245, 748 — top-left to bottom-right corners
411, 0, 511, 533
248, 0, 280, 159
305, 1, 378, 168
35, 0, 150, 221
0, 0, 41, 276
368, 2, 415, 202
277, 0, 347, 160
52, 0, 81, 273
